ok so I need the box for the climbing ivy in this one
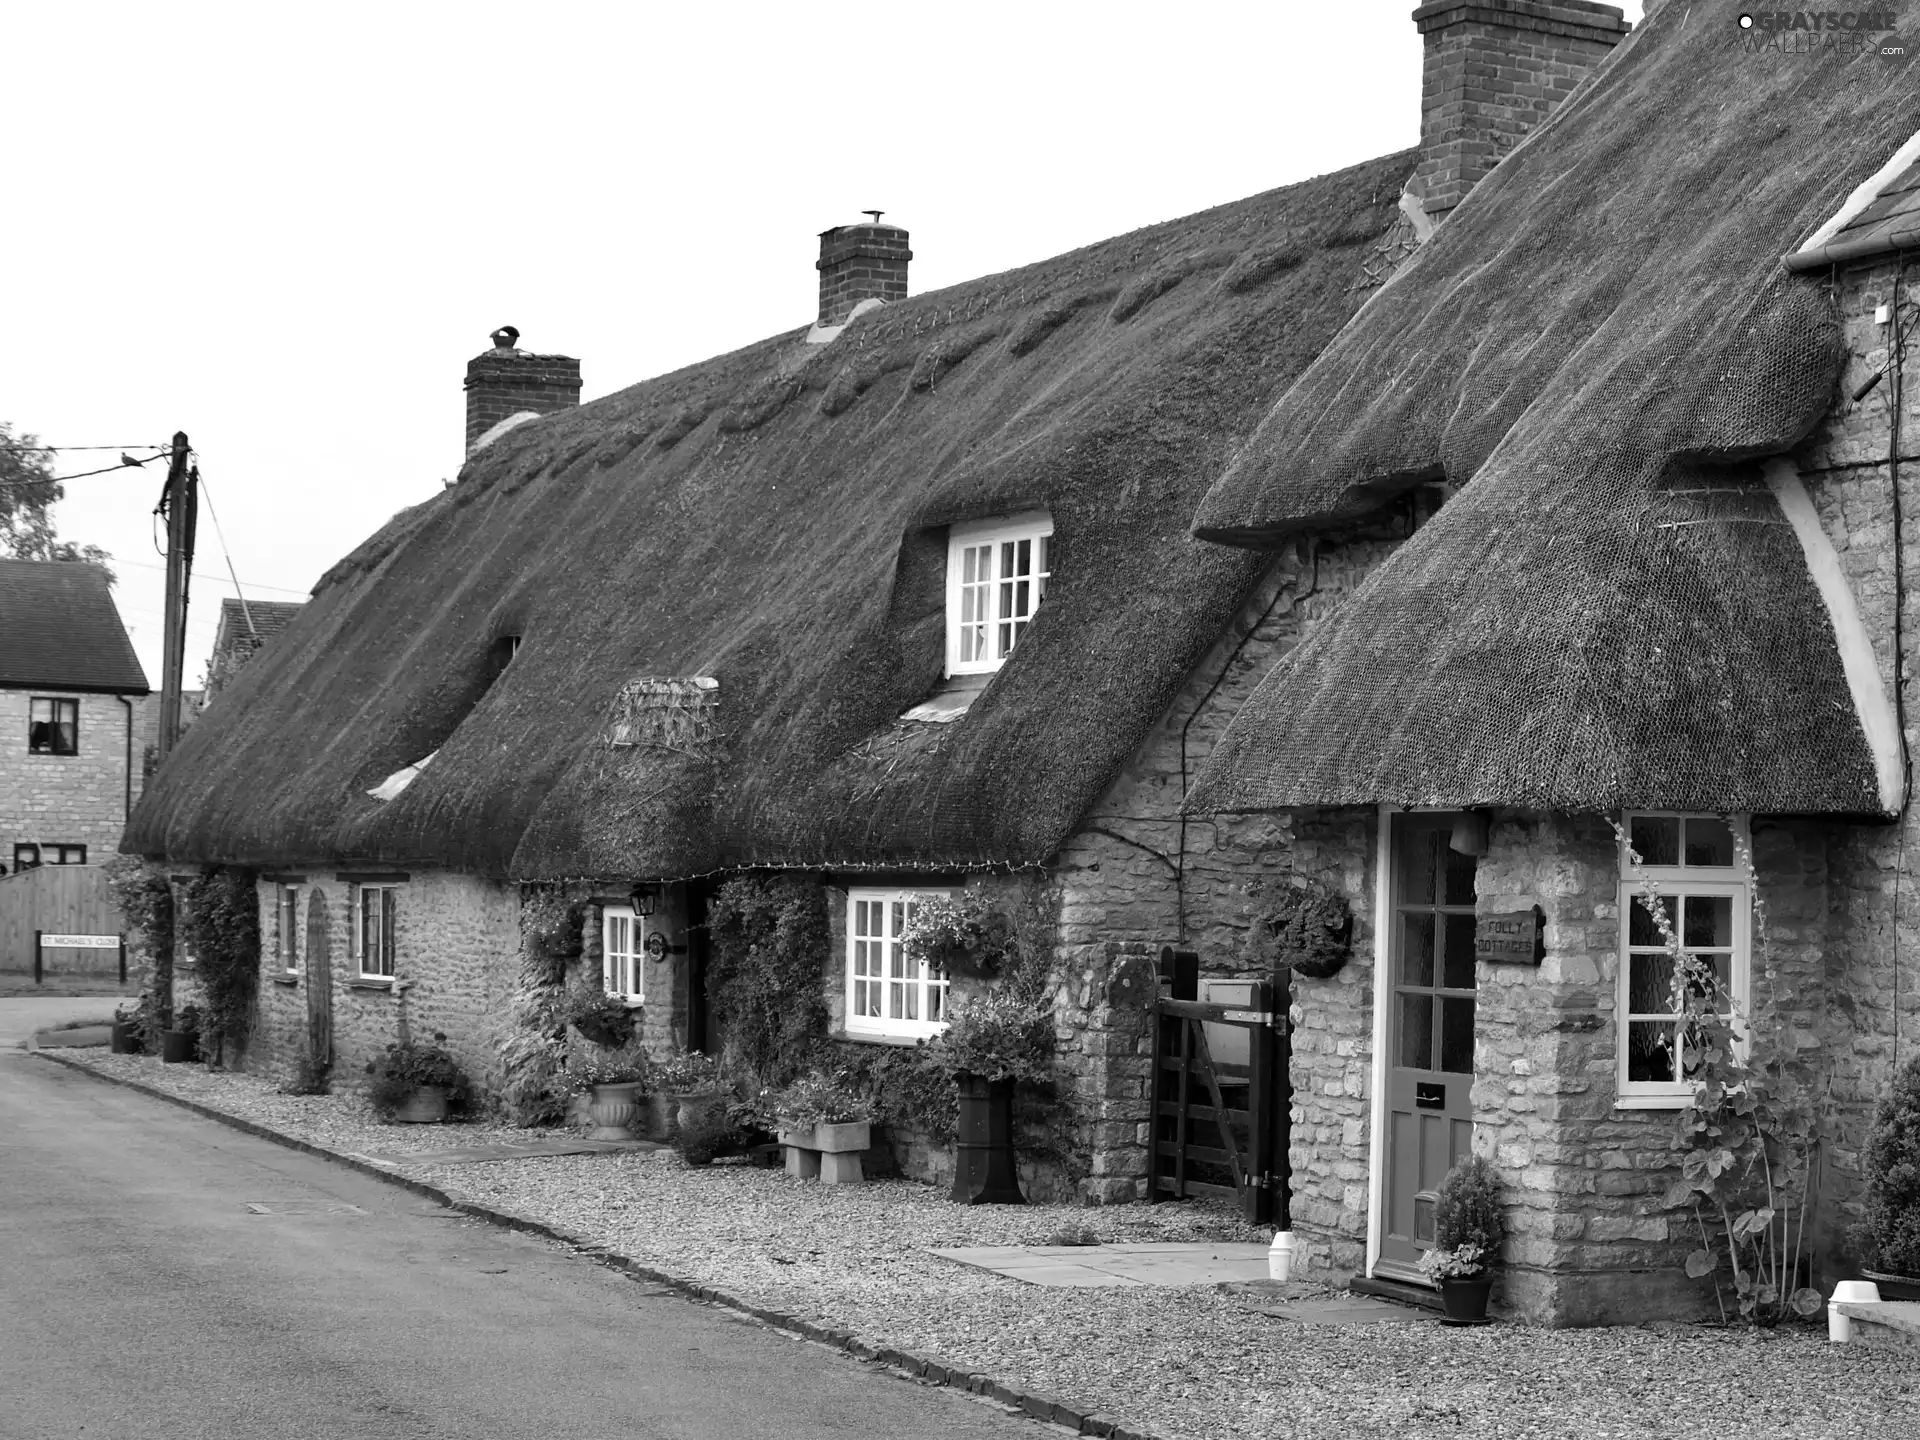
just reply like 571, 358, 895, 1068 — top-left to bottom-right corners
181, 866, 262, 1064
104, 855, 175, 1039
706, 875, 830, 1086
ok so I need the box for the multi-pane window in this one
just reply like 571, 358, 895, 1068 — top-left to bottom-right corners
355, 884, 400, 979
846, 889, 949, 1040
12, 844, 39, 871
45, 845, 86, 865
1617, 813, 1750, 1106
947, 514, 1052, 676
603, 905, 644, 1003
277, 886, 300, 972
28, 698, 79, 755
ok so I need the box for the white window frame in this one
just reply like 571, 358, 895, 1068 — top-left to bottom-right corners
845, 888, 951, 1041
602, 904, 645, 1005
276, 885, 300, 973
1615, 812, 1751, 1109
354, 883, 400, 980
945, 512, 1052, 677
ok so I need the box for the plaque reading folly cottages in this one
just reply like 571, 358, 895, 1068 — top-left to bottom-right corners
1475, 908, 1543, 965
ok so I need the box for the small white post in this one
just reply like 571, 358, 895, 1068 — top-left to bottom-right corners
1268, 1230, 1296, 1283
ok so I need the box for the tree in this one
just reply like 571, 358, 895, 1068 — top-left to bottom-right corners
0, 421, 114, 579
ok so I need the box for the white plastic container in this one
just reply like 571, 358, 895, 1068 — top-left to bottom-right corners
1268, 1230, 1297, 1284
1829, 1279, 1882, 1342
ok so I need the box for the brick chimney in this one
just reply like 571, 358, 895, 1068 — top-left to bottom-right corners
1413, 1, 1629, 222
816, 220, 911, 328
463, 327, 582, 453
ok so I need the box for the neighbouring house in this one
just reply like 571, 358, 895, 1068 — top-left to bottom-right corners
201, 597, 304, 704
0, 558, 149, 975
1185, 7, 1918, 1323
115, 1, 1743, 1323
0, 559, 149, 875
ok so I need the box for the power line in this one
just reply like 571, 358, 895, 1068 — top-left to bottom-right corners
111, 555, 310, 596
0, 443, 169, 453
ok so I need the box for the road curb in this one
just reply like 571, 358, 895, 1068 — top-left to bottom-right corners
31, 1051, 1163, 1440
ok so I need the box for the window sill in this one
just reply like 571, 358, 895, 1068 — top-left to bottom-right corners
269, 975, 299, 988
1613, 1092, 1693, 1111
837, 1028, 943, 1048
347, 978, 395, 993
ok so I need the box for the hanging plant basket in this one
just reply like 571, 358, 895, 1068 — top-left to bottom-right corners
1246, 882, 1353, 979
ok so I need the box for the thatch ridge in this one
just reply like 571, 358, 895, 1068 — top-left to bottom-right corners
1185, 12, 1915, 817
130, 150, 1418, 874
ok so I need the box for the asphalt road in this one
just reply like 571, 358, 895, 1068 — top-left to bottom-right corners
0, 1028, 1033, 1440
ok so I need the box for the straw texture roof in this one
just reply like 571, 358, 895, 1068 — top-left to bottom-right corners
128, 150, 1415, 874
1187, 10, 1916, 817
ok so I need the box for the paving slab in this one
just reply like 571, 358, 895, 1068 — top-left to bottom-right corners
345, 1137, 661, 1167
1257, 1295, 1423, 1326
930, 1242, 1273, 1287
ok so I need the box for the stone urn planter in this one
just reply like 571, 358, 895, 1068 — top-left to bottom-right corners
778, 1120, 872, 1184
950, 1072, 1025, 1205
1437, 1274, 1495, 1326
586, 1081, 644, 1140
670, 1088, 726, 1135
393, 1085, 450, 1124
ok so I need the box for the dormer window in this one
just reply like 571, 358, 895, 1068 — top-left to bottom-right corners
946, 512, 1051, 677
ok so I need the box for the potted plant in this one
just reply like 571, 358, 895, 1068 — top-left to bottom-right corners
1419, 1153, 1505, 1325
901, 893, 1016, 979
111, 1000, 145, 1055
928, 988, 1052, 1205
765, 1070, 875, 1183
366, 1034, 472, 1123
575, 1057, 650, 1140
1856, 1053, 1920, 1300
656, 1050, 725, 1132
563, 988, 637, 1049
160, 1002, 202, 1064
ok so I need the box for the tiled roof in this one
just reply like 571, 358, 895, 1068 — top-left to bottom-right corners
0, 559, 150, 693
1787, 135, 1920, 271
214, 597, 304, 650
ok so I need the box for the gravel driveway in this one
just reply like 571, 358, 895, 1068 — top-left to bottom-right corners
45, 1052, 1920, 1440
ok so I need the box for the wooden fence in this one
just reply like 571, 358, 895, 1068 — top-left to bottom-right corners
0, 865, 123, 978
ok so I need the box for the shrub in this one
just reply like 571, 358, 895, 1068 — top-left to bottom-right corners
1433, 1154, 1505, 1258
927, 988, 1053, 1083
655, 1050, 722, 1093
1244, 881, 1352, 979
756, 1069, 873, 1131
1858, 1054, 1920, 1275
673, 1107, 746, 1167
706, 875, 829, 1085
182, 865, 261, 1060
366, 1035, 472, 1117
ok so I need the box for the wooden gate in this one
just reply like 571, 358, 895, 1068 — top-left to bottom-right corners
0, 866, 121, 977
1150, 955, 1291, 1225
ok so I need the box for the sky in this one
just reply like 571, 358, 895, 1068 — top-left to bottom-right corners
5, 0, 1642, 688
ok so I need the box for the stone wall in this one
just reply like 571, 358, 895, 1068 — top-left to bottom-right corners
238, 869, 518, 1097
0, 688, 144, 865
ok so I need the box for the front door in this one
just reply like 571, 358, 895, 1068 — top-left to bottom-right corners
1376, 812, 1478, 1281
305, 887, 333, 1074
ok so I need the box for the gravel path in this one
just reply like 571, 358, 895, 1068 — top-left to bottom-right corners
48, 1052, 1920, 1440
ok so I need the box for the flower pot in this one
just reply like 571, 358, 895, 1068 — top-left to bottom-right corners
564, 1089, 594, 1130
1438, 1274, 1495, 1326
160, 1029, 198, 1064
586, 1081, 643, 1140
110, 1021, 139, 1055
394, 1085, 450, 1124
1863, 1269, 1920, 1302
778, 1121, 872, 1184
950, 1072, 1025, 1205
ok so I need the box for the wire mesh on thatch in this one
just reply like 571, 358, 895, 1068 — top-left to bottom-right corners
1186, 10, 1914, 817
124, 148, 1417, 876
608, 677, 719, 755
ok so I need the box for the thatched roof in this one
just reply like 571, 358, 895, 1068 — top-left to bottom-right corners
0, 560, 148, 694
1186, 10, 1916, 817
128, 150, 1417, 874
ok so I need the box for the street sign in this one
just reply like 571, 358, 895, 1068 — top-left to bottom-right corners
41, 934, 120, 948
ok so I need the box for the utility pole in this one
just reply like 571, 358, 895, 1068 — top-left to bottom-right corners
156, 431, 197, 765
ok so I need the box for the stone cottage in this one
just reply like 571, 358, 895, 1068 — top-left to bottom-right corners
1185, 8, 1918, 1323
122, 1, 1661, 1305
